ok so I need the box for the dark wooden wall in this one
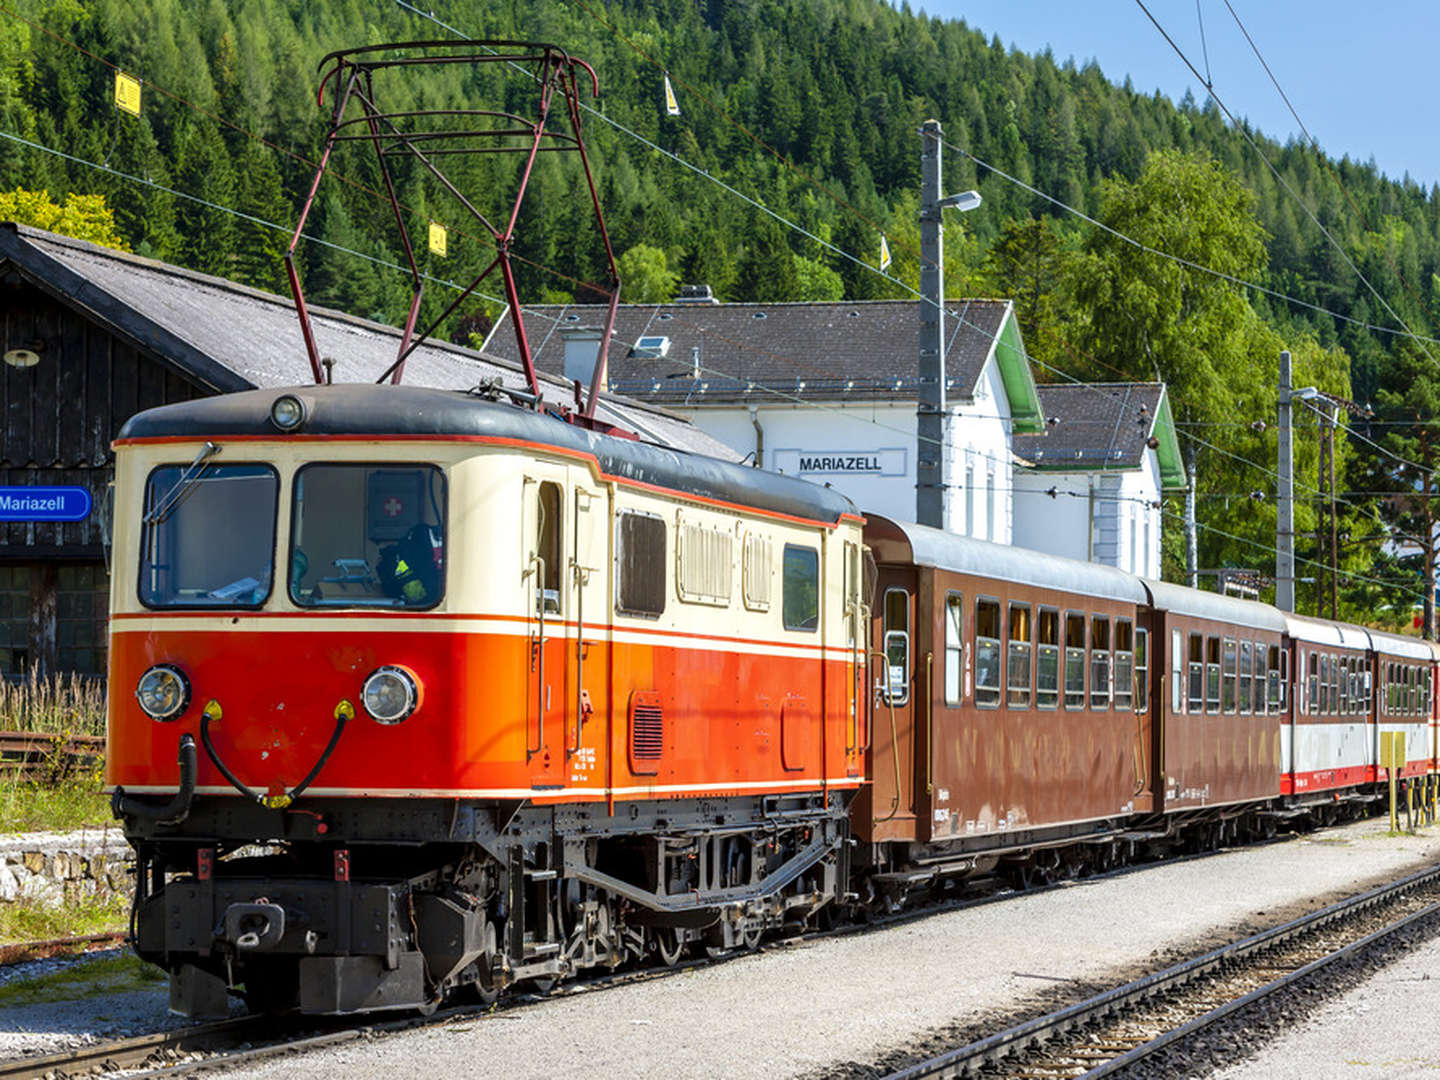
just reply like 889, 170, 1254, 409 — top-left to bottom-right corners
1, 273, 205, 675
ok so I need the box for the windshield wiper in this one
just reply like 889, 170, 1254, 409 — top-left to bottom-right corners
144, 442, 221, 525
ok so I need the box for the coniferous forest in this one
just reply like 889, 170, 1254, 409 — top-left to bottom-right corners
3, 0, 1440, 625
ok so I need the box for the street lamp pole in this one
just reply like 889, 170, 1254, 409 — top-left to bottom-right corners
918, 118, 980, 530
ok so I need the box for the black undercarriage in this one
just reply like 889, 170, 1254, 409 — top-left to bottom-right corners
119, 781, 1420, 1017
124, 791, 852, 1016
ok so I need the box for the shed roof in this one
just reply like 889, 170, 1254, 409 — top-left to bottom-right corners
1014, 382, 1186, 490
0, 223, 736, 461
482, 298, 1045, 431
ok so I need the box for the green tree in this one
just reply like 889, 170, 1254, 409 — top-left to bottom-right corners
616, 243, 678, 303
0, 188, 129, 249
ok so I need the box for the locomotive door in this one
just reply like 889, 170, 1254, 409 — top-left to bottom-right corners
524, 472, 568, 787
869, 566, 918, 841
566, 480, 607, 789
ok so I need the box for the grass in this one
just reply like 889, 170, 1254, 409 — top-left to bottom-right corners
0, 674, 111, 833
0, 671, 106, 736
0, 951, 163, 1007
0, 889, 130, 945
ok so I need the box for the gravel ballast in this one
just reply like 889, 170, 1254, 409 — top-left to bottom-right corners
198, 818, 1440, 1080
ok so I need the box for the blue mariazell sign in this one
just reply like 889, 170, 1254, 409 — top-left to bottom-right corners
0, 486, 93, 522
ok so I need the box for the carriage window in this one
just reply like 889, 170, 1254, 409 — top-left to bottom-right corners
1277, 648, 1288, 714
1307, 652, 1319, 714
1065, 613, 1086, 710
975, 599, 1002, 709
1221, 638, 1238, 714
535, 480, 563, 614
1171, 629, 1183, 713
883, 588, 910, 706
1090, 616, 1111, 710
616, 511, 667, 617
1330, 654, 1341, 715
1188, 632, 1204, 713
1268, 646, 1282, 714
1255, 642, 1267, 720
782, 545, 819, 631
1321, 653, 1333, 715
1037, 608, 1060, 710
1007, 604, 1032, 709
141, 463, 279, 609
1134, 627, 1149, 712
1351, 663, 1362, 715
1339, 656, 1351, 715
1114, 620, 1134, 711
1238, 641, 1252, 716
944, 592, 963, 705
289, 464, 447, 609
1206, 636, 1221, 714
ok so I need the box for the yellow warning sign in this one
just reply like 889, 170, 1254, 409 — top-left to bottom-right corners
1381, 730, 1406, 769
879, 235, 892, 272
114, 71, 142, 117
428, 222, 447, 257
663, 74, 680, 117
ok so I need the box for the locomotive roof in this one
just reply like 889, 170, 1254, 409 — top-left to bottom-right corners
116, 384, 860, 525
1143, 579, 1287, 633
864, 516, 1149, 604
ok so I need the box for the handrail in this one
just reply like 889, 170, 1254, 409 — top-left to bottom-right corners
528, 553, 545, 759
925, 651, 934, 796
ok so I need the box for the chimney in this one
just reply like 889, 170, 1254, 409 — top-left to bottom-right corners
675, 283, 718, 305
561, 326, 604, 387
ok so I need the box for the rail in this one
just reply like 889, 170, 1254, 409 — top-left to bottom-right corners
884, 862, 1440, 1079
0, 730, 104, 781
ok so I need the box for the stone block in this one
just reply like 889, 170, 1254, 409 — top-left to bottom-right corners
64, 851, 84, 880
20, 873, 63, 909
0, 863, 16, 902
22, 851, 43, 874
50, 852, 69, 879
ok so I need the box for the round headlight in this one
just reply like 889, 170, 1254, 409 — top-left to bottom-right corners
270, 394, 307, 431
136, 665, 190, 722
361, 666, 419, 724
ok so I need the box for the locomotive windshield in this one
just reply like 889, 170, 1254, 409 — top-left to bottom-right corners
289, 464, 446, 609
139, 463, 279, 608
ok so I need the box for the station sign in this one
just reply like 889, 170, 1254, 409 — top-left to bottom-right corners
772, 448, 907, 477
0, 486, 93, 522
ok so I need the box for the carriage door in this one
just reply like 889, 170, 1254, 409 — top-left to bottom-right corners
524, 473, 568, 787
566, 480, 607, 787
869, 567, 917, 840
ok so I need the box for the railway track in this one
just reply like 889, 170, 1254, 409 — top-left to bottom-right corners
0, 931, 126, 966
883, 862, 1440, 1080
0, 730, 104, 781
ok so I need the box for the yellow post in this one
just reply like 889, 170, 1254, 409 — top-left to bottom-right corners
1381, 732, 1406, 835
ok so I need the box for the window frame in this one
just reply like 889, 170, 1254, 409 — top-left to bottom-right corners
139, 461, 281, 612
974, 596, 1003, 710
780, 543, 820, 632
614, 509, 668, 619
1064, 611, 1087, 711
943, 591, 964, 707
1133, 626, 1149, 713
1113, 618, 1134, 712
1035, 606, 1060, 711
882, 587, 911, 707
1006, 602, 1033, 710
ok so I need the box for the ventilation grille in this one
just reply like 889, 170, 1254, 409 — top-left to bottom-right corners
629, 691, 664, 774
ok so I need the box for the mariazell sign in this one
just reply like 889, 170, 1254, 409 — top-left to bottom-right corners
772, 448, 907, 477
0, 486, 93, 522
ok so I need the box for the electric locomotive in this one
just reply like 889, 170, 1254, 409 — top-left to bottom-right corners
108, 383, 866, 1015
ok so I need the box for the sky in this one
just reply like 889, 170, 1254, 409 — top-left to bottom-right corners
913, 1, 1440, 188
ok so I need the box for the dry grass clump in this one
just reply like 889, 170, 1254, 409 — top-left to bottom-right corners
0, 672, 106, 737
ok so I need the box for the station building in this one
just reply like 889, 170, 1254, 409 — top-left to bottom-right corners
0, 223, 727, 679
484, 297, 1047, 544
1011, 382, 1186, 578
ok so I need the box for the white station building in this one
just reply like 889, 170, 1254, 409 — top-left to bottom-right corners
1011, 382, 1186, 577
483, 297, 1046, 546
483, 298, 1184, 576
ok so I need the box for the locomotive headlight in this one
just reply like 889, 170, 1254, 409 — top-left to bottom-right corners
136, 665, 190, 722
269, 394, 307, 431
361, 666, 419, 724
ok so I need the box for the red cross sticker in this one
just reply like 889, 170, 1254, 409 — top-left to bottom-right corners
383, 497, 403, 517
